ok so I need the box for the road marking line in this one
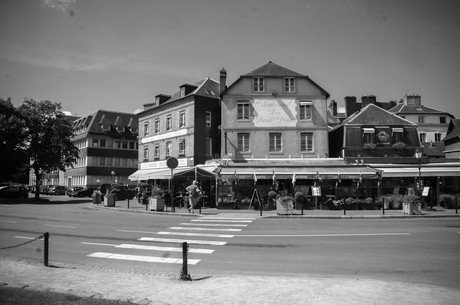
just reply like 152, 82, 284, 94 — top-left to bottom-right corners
180, 223, 248, 227
82, 242, 117, 247
157, 231, 234, 238
237, 233, 411, 237
139, 237, 227, 246
191, 219, 252, 223
203, 216, 256, 220
44, 224, 76, 229
87, 252, 201, 265
81, 242, 214, 254
169, 226, 242, 232
0, 220, 18, 223
116, 229, 156, 234
116, 244, 214, 254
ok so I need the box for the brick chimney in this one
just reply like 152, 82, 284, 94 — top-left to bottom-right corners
345, 96, 360, 116
361, 95, 376, 107
329, 100, 337, 116
220, 68, 227, 94
406, 94, 421, 107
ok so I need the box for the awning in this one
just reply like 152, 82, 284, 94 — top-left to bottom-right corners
218, 166, 378, 180
376, 165, 460, 178
129, 166, 216, 181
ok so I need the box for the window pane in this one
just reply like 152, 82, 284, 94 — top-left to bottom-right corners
237, 133, 250, 152
301, 133, 313, 151
269, 133, 282, 152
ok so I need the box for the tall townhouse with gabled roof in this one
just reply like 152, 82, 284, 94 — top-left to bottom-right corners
220, 61, 330, 160
134, 77, 221, 181
65, 110, 139, 187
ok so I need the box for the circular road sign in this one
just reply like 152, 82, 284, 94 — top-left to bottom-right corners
166, 157, 178, 169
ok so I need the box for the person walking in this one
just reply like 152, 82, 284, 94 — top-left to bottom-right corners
186, 180, 201, 213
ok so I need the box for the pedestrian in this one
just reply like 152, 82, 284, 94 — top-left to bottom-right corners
186, 180, 201, 213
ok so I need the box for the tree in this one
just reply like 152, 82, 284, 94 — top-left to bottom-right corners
19, 99, 79, 199
0, 98, 28, 183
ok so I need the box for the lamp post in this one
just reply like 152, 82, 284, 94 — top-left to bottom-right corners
414, 149, 422, 199
111, 171, 115, 184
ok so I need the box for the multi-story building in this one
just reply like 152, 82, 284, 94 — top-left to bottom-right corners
389, 94, 454, 145
131, 77, 221, 186
65, 110, 139, 188
220, 61, 330, 160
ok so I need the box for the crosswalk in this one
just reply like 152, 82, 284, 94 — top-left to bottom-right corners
84, 216, 255, 265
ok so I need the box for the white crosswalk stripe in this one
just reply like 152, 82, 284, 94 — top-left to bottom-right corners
86, 216, 254, 265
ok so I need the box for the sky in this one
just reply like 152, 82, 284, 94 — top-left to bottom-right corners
1, 0, 459, 118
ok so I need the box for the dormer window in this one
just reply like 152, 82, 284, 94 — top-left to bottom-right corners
284, 77, 295, 92
253, 77, 264, 92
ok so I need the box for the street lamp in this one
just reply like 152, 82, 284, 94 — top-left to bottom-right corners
111, 171, 115, 184
414, 149, 422, 198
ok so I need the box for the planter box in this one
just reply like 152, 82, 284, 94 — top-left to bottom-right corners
403, 202, 421, 215
276, 198, 294, 215
103, 195, 115, 207
149, 198, 165, 211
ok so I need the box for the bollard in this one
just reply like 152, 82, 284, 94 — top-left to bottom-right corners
127, 198, 130, 209
456, 197, 458, 215
44, 232, 49, 267
180, 242, 192, 281
343, 202, 346, 216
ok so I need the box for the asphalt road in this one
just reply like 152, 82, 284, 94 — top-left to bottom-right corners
1, 195, 460, 290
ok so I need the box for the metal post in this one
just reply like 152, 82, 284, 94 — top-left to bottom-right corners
180, 242, 191, 281
127, 198, 129, 209
343, 201, 346, 216
456, 196, 458, 214
44, 232, 49, 267
260, 199, 263, 217
382, 197, 385, 215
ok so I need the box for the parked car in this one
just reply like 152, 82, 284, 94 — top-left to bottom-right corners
73, 187, 95, 198
110, 186, 135, 200
67, 187, 84, 197
0, 185, 29, 199
47, 185, 68, 195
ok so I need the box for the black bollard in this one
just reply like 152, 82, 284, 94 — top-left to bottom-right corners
456, 197, 458, 215
382, 198, 385, 215
180, 242, 191, 281
44, 232, 49, 267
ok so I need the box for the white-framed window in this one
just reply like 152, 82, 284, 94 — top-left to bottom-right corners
166, 116, 172, 131
143, 121, 149, 137
99, 157, 105, 166
143, 147, 149, 161
435, 132, 442, 142
269, 133, 282, 152
92, 138, 98, 147
392, 128, 404, 143
419, 132, 426, 143
106, 157, 112, 167
418, 116, 425, 123
300, 132, 313, 152
363, 128, 375, 144
253, 77, 264, 92
179, 140, 186, 156
155, 119, 160, 133
179, 112, 186, 128
165, 141, 172, 157
122, 141, 128, 149
440, 117, 446, 124
154, 145, 160, 160
237, 102, 250, 120
284, 77, 295, 92
206, 111, 211, 127
237, 133, 250, 152
99, 139, 106, 148
299, 101, 312, 120
206, 137, 212, 156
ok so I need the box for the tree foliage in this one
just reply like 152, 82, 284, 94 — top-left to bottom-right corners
0, 98, 28, 183
1, 99, 80, 189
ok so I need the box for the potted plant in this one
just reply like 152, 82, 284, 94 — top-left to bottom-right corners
294, 192, 305, 210
363, 197, 377, 210
402, 194, 421, 215
149, 187, 164, 211
392, 142, 406, 150
363, 143, 376, 151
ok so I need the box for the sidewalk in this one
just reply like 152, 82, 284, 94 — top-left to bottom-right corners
94, 198, 460, 219
1, 255, 459, 305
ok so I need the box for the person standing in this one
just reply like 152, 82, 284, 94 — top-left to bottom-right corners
186, 180, 201, 213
